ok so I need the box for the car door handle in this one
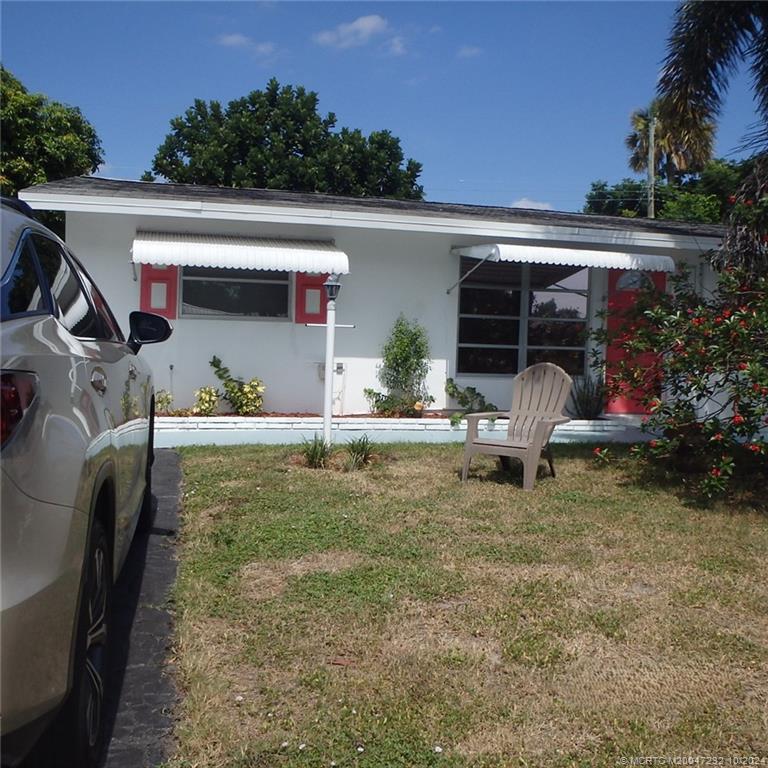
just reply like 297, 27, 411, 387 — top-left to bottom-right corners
91, 369, 108, 394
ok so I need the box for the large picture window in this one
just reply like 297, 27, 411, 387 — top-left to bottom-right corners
181, 267, 290, 318
457, 258, 588, 376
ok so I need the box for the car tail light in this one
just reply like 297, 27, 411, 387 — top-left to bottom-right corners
1, 371, 38, 448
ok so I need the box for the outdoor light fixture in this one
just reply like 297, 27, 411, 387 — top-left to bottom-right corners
323, 274, 342, 301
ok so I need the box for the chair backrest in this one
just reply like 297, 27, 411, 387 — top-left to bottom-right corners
506, 363, 573, 443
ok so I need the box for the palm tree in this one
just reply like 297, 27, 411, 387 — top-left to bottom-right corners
657, 2, 768, 150
625, 99, 715, 183
657, 2, 767, 274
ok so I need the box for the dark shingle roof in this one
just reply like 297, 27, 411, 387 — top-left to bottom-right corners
23, 176, 726, 239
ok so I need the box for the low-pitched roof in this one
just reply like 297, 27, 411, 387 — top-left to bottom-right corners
21, 176, 725, 239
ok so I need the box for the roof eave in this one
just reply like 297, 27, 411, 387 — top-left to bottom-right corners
19, 187, 724, 255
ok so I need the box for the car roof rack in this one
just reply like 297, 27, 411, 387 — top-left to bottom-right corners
1, 196, 36, 220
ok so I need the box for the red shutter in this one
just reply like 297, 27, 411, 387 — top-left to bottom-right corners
140, 264, 178, 320
604, 269, 667, 414
295, 273, 328, 324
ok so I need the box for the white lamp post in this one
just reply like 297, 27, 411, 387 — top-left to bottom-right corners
322, 274, 342, 444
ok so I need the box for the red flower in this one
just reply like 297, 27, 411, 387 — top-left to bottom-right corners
593, 447, 602, 456
747, 444, 761, 453
745, 199, 754, 206
711, 433, 724, 442
649, 440, 658, 448
733, 414, 745, 425
728, 195, 737, 204
723, 309, 732, 318
739, 362, 749, 371
710, 467, 722, 477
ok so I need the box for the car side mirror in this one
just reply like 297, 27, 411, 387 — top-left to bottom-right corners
127, 311, 173, 353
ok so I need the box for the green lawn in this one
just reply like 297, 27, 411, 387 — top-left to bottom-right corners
167, 443, 768, 767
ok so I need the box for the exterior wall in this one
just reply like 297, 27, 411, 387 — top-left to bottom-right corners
66, 213, 458, 413
64, 211, 706, 415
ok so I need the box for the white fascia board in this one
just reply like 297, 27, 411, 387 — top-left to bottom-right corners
19, 190, 722, 254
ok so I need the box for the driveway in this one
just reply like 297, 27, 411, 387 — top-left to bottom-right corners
101, 448, 181, 767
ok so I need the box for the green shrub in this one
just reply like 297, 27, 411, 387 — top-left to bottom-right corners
210, 356, 265, 416
193, 386, 220, 416
366, 315, 434, 416
445, 378, 498, 426
302, 435, 333, 469
345, 434, 374, 470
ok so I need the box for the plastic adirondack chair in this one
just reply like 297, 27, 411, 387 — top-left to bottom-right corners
460, 363, 573, 490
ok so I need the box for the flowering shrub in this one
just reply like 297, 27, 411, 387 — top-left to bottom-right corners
210, 356, 265, 416
592, 446, 612, 466
155, 389, 174, 414
193, 386, 220, 416
592, 267, 768, 497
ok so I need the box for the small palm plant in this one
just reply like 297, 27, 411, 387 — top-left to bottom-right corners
302, 434, 333, 469
345, 435, 375, 471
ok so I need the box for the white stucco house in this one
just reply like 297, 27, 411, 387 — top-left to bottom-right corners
20, 177, 724, 417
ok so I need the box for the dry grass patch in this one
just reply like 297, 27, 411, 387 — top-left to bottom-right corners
169, 444, 768, 767
240, 551, 367, 601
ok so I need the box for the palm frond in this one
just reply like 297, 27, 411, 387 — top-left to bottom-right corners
658, 2, 759, 122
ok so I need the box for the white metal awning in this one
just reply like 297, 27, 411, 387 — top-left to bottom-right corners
131, 231, 350, 274
451, 243, 676, 272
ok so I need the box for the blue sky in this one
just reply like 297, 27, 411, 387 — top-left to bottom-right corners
1, 1, 761, 212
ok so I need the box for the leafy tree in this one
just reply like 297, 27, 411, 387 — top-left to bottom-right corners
591, 268, 768, 498
583, 179, 669, 217
584, 159, 753, 223
144, 78, 424, 200
626, 99, 715, 183
0, 66, 103, 197
658, 189, 721, 223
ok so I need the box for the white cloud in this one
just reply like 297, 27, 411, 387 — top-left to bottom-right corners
253, 42, 276, 57
387, 36, 406, 56
314, 15, 389, 49
215, 34, 276, 60
216, 33, 252, 48
510, 197, 554, 211
457, 45, 482, 59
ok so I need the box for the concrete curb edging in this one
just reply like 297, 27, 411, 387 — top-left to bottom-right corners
155, 416, 645, 447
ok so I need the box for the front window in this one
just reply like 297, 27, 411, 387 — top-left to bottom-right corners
457, 258, 589, 376
181, 267, 290, 318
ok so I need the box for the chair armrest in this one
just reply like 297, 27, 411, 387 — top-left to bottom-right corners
464, 411, 508, 422
464, 412, 508, 442
532, 416, 570, 448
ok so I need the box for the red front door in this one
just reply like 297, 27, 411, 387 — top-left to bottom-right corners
604, 269, 667, 415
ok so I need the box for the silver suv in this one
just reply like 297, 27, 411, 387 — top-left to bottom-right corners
1, 199, 172, 766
